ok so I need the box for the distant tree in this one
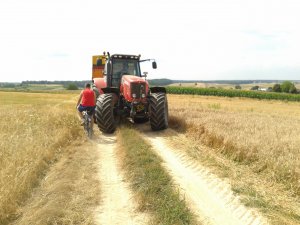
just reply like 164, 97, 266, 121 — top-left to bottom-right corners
2, 83, 16, 88
66, 83, 78, 90
281, 81, 296, 93
148, 79, 173, 86
235, 85, 242, 89
289, 85, 297, 94
251, 85, 259, 90
273, 84, 281, 92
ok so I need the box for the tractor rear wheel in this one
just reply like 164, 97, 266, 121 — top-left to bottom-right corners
149, 92, 168, 131
95, 93, 117, 133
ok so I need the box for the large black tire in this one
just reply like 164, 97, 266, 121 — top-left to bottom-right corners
149, 93, 168, 131
95, 94, 117, 134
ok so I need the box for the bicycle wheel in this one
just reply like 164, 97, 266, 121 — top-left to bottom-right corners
87, 115, 93, 139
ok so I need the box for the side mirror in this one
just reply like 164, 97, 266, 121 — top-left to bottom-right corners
107, 61, 112, 75
152, 61, 157, 69
142, 72, 148, 77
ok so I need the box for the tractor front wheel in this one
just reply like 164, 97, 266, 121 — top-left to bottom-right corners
149, 92, 168, 131
95, 93, 117, 133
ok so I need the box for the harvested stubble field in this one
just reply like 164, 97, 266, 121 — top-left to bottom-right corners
168, 94, 300, 224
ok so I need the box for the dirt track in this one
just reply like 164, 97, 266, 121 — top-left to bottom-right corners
94, 134, 148, 225
138, 125, 268, 225
94, 126, 268, 225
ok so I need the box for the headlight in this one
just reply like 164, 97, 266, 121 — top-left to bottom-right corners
132, 93, 136, 98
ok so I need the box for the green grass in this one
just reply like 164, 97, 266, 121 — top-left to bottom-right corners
232, 186, 269, 209
166, 86, 300, 101
118, 126, 197, 225
232, 183, 300, 224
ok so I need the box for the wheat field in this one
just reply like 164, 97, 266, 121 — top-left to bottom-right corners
2, 90, 300, 224
169, 94, 300, 191
168, 94, 300, 223
0, 91, 84, 224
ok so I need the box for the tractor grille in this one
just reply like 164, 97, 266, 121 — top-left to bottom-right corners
131, 83, 146, 99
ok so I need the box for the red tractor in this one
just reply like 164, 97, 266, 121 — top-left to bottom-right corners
93, 52, 168, 133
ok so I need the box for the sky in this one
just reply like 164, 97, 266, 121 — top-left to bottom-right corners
1, 0, 300, 82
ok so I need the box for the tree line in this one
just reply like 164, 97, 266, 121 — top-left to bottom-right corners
21, 80, 90, 88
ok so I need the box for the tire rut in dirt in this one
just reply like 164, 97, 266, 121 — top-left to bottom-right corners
138, 129, 268, 225
149, 93, 168, 131
95, 135, 148, 225
95, 93, 116, 134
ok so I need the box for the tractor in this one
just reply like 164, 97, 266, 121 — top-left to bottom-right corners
92, 52, 168, 133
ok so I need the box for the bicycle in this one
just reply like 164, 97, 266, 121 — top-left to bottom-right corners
82, 109, 94, 138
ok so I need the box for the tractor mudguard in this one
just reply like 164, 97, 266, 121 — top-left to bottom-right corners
101, 87, 120, 95
150, 87, 166, 94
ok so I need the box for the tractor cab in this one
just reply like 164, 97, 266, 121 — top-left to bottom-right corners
103, 54, 157, 88
111, 55, 141, 87
107, 54, 142, 87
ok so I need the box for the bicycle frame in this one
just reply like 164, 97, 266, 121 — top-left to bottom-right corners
83, 110, 93, 138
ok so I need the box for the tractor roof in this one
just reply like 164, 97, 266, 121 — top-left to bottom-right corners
111, 54, 140, 60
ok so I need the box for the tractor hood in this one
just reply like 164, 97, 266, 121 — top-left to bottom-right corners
121, 75, 149, 102
122, 75, 146, 84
